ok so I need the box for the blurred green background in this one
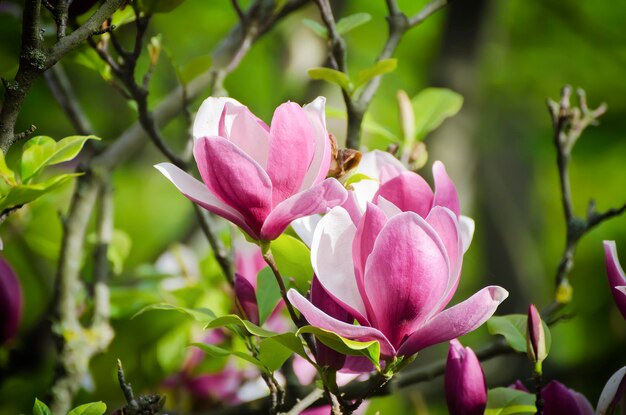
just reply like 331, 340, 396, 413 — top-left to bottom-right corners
1, 0, 625, 413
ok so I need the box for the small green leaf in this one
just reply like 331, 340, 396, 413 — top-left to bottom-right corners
206, 315, 277, 338
297, 326, 380, 370
411, 88, 463, 140
256, 267, 282, 325
336, 13, 372, 35
487, 314, 551, 354
192, 342, 266, 372
110, 6, 137, 27
271, 234, 314, 292
67, 402, 107, 415
133, 303, 216, 322
303, 18, 327, 38
33, 399, 52, 415
0, 151, 17, 188
308, 67, 352, 92
354, 59, 397, 89
485, 387, 536, 415
156, 323, 190, 372
73, 49, 113, 81
0, 173, 82, 212
108, 230, 132, 275
21, 135, 99, 182
258, 333, 308, 371
344, 173, 375, 187
138, 0, 186, 13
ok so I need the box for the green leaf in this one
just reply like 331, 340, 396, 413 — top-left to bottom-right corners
487, 314, 551, 354
72, 49, 113, 81
303, 19, 327, 38
308, 67, 352, 92
297, 326, 380, 370
485, 387, 536, 415
108, 230, 132, 275
133, 303, 216, 322
32, 399, 52, 415
192, 342, 266, 371
256, 267, 282, 325
110, 6, 137, 27
67, 402, 107, 415
178, 55, 212, 85
21, 135, 99, 182
156, 323, 190, 372
258, 333, 308, 371
354, 59, 397, 89
206, 315, 277, 338
138, 0, 186, 13
271, 234, 314, 293
0, 151, 17, 188
0, 173, 82, 212
344, 173, 375, 187
411, 88, 463, 140
336, 13, 372, 35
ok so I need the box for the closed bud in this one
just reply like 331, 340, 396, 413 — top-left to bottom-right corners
526, 304, 547, 365
445, 339, 487, 415
0, 256, 22, 344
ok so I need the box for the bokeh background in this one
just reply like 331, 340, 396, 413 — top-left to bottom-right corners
1, 0, 625, 413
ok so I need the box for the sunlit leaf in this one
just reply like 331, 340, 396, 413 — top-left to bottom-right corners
271, 234, 313, 292
411, 88, 463, 140
354, 59, 397, 89
206, 314, 278, 338
487, 314, 551, 355
308, 67, 352, 92
303, 18, 327, 38
258, 333, 308, 371
336, 13, 372, 35
344, 173, 375, 187
33, 399, 52, 415
0, 173, 82, 212
67, 402, 107, 415
133, 303, 216, 322
256, 267, 281, 325
485, 387, 536, 415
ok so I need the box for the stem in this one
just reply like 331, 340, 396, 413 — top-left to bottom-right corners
261, 249, 302, 327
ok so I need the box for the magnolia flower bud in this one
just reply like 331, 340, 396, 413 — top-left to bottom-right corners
526, 304, 547, 365
0, 256, 22, 344
445, 339, 487, 415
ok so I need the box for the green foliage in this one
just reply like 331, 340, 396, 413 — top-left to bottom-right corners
411, 88, 463, 141
487, 314, 552, 355
303, 13, 371, 38
271, 234, 313, 292
32, 399, 51, 415
67, 402, 107, 415
137, 0, 186, 14
308, 67, 352, 92
255, 267, 282, 325
485, 387, 536, 415
354, 59, 397, 90
297, 326, 381, 370
258, 333, 310, 370
308, 59, 397, 97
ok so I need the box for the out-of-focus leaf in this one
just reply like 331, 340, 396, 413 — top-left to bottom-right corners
110, 6, 137, 27
206, 315, 277, 338
138, 0, 186, 14
133, 303, 216, 322
336, 13, 372, 35
0, 173, 82, 212
156, 323, 189, 372
411, 88, 463, 140
271, 234, 313, 292
108, 230, 132, 275
308, 67, 352, 92
179, 55, 212, 85
303, 18, 327, 38
327, 107, 398, 143
192, 343, 265, 371
72, 49, 113, 81
67, 402, 107, 415
33, 399, 52, 415
0, 151, 16, 188
256, 267, 281, 325
258, 333, 308, 371
487, 314, 551, 354
485, 387, 536, 415
21, 135, 99, 182
354, 59, 397, 89
297, 326, 380, 370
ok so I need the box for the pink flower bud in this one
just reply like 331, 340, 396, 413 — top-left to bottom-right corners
445, 339, 487, 415
526, 304, 547, 364
0, 256, 22, 344
542, 381, 594, 415
603, 241, 626, 320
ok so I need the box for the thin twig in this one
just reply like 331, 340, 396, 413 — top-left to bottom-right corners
278, 388, 324, 415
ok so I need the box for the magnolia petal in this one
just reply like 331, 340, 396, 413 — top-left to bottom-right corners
597, 366, 626, 415
291, 214, 322, 248
193, 97, 242, 139
300, 97, 332, 190
397, 286, 509, 356
309, 206, 369, 323
267, 102, 317, 205
445, 339, 487, 415
433, 161, 460, 216
459, 215, 475, 253
260, 178, 347, 241
376, 195, 402, 218
227, 106, 271, 169
352, 150, 406, 210
342, 190, 363, 225
603, 241, 626, 320
287, 289, 396, 357
542, 381, 594, 415
235, 273, 259, 325
311, 277, 349, 370
375, 172, 434, 218
194, 137, 272, 235
155, 163, 257, 238
233, 234, 265, 286
364, 212, 449, 347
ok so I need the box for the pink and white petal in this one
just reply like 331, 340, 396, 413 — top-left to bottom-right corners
300, 97, 332, 190
433, 161, 460, 216
227, 107, 271, 169
155, 162, 257, 238
308, 206, 369, 323
267, 102, 317, 205
603, 241, 626, 320
291, 214, 322, 248
375, 195, 402, 218
425, 206, 463, 314
375, 172, 434, 218
342, 190, 364, 225
193, 137, 272, 234
287, 289, 396, 358
397, 286, 509, 356
260, 179, 347, 241
364, 212, 449, 347
193, 97, 243, 139
357, 150, 406, 184
351, 180, 381, 212
459, 215, 475, 254
596, 365, 626, 415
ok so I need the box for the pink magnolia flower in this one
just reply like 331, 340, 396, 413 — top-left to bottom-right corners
445, 339, 487, 415
0, 256, 22, 344
156, 97, 347, 241
603, 241, 626, 320
512, 380, 593, 415
287, 163, 507, 358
